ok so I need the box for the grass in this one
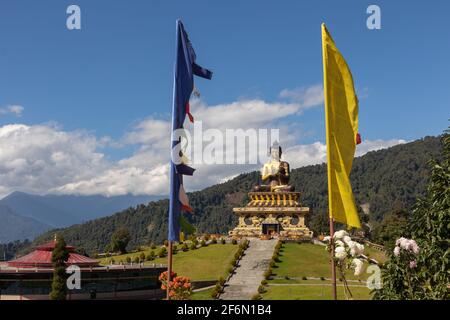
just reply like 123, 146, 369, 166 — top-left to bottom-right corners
191, 287, 215, 300
263, 284, 372, 300
263, 243, 379, 300
99, 243, 239, 281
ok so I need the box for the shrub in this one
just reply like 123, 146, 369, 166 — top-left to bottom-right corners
302, 276, 307, 281
210, 288, 218, 299
284, 275, 290, 280
164, 240, 169, 247
218, 277, 226, 286
146, 251, 155, 261
193, 239, 199, 246
227, 266, 234, 274
190, 243, 197, 250
158, 247, 167, 258
320, 277, 326, 281
257, 285, 266, 294
139, 252, 145, 261
220, 238, 226, 244
150, 243, 157, 250
264, 269, 272, 280
269, 260, 276, 268
230, 258, 237, 267
261, 280, 268, 286
110, 258, 115, 265
181, 243, 188, 252
231, 239, 238, 245
203, 234, 211, 241
251, 294, 262, 300
211, 238, 217, 244
133, 256, 140, 264
200, 240, 206, 247
126, 256, 131, 263
172, 244, 177, 252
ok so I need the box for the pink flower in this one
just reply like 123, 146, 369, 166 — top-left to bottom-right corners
393, 246, 400, 257
409, 260, 417, 269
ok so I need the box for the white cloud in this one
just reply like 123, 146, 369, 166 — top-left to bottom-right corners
0, 85, 407, 198
0, 105, 24, 117
279, 84, 324, 111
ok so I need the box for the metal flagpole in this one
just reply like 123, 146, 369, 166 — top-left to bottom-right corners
329, 217, 337, 300
166, 241, 173, 300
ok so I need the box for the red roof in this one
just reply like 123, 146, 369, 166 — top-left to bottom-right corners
8, 241, 99, 268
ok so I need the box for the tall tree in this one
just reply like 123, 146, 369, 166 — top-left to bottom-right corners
50, 235, 70, 300
110, 228, 131, 254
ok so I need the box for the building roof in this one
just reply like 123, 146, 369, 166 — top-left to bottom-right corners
7, 240, 99, 268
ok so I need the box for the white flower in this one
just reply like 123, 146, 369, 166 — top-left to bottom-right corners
393, 246, 400, 256
335, 246, 347, 260
334, 230, 348, 240
343, 235, 352, 244
323, 236, 331, 242
352, 258, 364, 276
335, 240, 345, 247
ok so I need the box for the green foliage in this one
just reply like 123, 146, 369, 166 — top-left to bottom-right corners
371, 203, 409, 249
146, 251, 155, 261
220, 238, 226, 245
158, 246, 167, 258
374, 130, 449, 300
200, 240, 207, 247
50, 235, 69, 300
110, 228, 130, 254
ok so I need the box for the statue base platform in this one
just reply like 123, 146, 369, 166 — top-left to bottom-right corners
229, 192, 313, 240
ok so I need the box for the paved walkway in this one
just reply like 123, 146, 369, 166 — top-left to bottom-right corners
220, 238, 277, 300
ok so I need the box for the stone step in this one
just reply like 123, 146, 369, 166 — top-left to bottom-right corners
220, 238, 277, 300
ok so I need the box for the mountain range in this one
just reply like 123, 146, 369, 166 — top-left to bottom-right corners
30, 135, 445, 255
0, 192, 161, 243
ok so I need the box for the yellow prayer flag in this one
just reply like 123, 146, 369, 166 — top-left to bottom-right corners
321, 23, 361, 229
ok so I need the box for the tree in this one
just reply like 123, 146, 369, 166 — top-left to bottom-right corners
371, 205, 409, 250
374, 130, 449, 300
50, 235, 70, 300
110, 228, 131, 254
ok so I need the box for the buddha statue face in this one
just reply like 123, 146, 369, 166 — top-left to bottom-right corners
269, 143, 282, 162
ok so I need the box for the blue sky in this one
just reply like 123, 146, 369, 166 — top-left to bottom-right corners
0, 0, 448, 197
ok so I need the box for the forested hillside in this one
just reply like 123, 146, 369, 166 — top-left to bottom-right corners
31, 136, 443, 255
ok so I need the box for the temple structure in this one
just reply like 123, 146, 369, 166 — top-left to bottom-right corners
0, 239, 165, 300
229, 142, 313, 240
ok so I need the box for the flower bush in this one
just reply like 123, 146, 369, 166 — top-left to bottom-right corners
323, 230, 365, 299
159, 271, 192, 300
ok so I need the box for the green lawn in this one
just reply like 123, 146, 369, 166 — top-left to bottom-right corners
191, 287, 215, 300
263, 284, 372, 300
263, 243, 377, 300
99, 243, 239, 281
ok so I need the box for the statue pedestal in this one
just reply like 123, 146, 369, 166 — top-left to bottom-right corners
229, 192, 313, 240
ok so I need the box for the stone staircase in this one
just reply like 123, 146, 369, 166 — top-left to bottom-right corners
220, 238, 277, 300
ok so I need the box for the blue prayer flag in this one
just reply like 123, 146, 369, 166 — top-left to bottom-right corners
168, 20, 212, 242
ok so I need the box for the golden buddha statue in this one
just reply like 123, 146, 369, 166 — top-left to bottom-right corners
253, 141, 295, 192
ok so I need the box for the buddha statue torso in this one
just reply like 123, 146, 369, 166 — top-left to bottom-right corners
253, 142, 294, 192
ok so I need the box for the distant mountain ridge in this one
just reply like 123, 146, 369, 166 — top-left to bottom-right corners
0, 192, 162, 243
0, 204, 51, 243
31, 135, 444, 255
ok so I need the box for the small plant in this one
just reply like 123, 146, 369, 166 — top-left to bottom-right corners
133, 256, 140, 264
257, 285, 266, 294
190, 243, 197, 250
139, 252, 145, 261
251, 294, 262, 300
126, 256, 131, 264
227, 266, 234, 274
264, 268, 272, 280
164, 240, 169, 247
320, 276, 326, 281
146, 251, 155, 261
261, 280, 268, 286
203, 234, 211, 241
302, 276, 307, 281
150, 243, 157, 250
231, 239, 238, 245
200, 240, 206, 247
158, 247, 167, 258
218, 277, 226, 286
211, 238, 217, 244
284, 275, 290, 280
181, 243, 188, 252
221, 238, 226, 244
